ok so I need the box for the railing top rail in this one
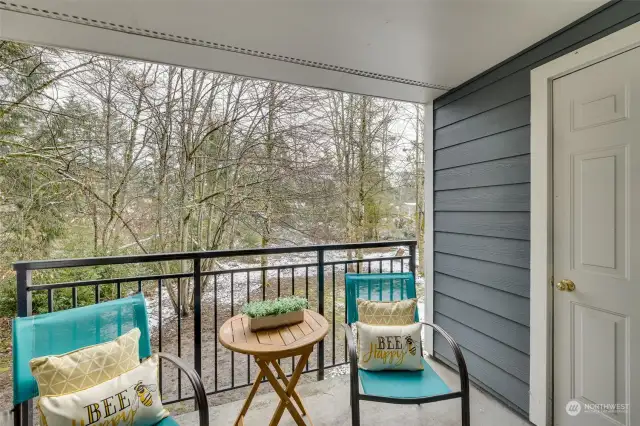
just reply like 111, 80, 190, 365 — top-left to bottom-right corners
13, 240, 417, 271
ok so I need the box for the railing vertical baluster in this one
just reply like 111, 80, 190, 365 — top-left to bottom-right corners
332, 264, 336, 365
177, 277, 182, 399
379, 259, 382, 273
158, 279, 163, 396
47, 289, 53, 313
137, 279, 142, 293
344, 264, 348, 363
262, 269, 266, 301
247, 271, 251, 384
305, 266, 309, 371
247, 271, 251, 303
291, 267, 295, 372
277, 268, 281, 298
231, 272, 235, 388
317, 249, 325, 381
94, 285, 101, 342
116, 282, 121, 299
72, 287, 77, 308
214, 274, 218, 392
409, 242, 417, 276
368, 260, 371, 273
193, 259, 202, 401
16, 267, 34, 426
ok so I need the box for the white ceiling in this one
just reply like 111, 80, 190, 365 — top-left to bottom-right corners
0, 0, 608, 102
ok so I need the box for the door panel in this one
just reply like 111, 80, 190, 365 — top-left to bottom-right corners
571, 145, 628, 278
553, 47, 640, 426
571, 302, 629, 426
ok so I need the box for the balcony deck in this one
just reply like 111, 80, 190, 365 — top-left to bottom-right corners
176, 358, 529, 426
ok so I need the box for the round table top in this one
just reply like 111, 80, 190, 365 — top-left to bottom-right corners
218, 309, 329, 359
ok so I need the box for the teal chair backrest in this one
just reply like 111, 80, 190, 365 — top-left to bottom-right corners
12, 292, 152, 405
345, 273, 418, 324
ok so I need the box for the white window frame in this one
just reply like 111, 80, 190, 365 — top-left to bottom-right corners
529, 19, 640, 426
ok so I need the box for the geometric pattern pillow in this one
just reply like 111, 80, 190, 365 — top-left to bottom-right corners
356, 298, 417, 325
37, 355, 169, 426
30, 328, 140, 397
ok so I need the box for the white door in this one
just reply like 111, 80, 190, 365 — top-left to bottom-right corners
553, 47, 640, 426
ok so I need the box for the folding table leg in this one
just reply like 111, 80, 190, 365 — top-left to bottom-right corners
271, 359, 308, 416
257, 350, 312, 426
234, 369, 265, 426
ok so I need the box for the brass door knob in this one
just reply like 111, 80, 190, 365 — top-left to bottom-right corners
556, 279, 576, 292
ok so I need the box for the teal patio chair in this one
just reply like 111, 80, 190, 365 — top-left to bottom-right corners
12, 292, 209, 426
343, 273, 470, 426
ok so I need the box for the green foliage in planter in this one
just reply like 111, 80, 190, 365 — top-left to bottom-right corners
242, 296, 308, 319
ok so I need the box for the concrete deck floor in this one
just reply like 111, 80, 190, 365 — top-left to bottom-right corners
176, 358, 530, 426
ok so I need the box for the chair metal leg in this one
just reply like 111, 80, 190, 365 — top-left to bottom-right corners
461, 387, 470, 426
15, 402, 32, 426
350, 382, 360, 426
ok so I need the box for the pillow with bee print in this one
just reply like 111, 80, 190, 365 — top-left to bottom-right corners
37, 355, 169, 426
356, 322, 424, 371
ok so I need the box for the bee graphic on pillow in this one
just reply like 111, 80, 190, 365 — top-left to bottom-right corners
131, 380, 157, 409
404, 335, 417, 356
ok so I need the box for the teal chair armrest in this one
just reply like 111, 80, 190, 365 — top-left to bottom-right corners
420, 322, 469, 407
341, 324, 359, 405
157, 353, 209, 426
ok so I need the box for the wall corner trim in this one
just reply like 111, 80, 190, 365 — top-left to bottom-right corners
424, 101, 435, 354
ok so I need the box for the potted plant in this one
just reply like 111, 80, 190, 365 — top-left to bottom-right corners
242, 296, 308, 331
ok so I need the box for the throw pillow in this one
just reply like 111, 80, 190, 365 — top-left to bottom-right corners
356, 322, 423, 371
37, 355, 169, 426
30, 328, 141, 397
356, 298, 417, 325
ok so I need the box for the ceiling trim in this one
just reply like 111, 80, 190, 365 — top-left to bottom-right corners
0, 1, 452, 91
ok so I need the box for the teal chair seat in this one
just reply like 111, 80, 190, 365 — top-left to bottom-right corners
344, 272, 469, 425
157, 417, 180, 425
359, 358, 451, 400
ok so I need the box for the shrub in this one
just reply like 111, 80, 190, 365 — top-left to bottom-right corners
0, 262, 154, 317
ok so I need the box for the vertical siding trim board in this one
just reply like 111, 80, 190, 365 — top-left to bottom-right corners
424, 101, 435, 354
430, 1, 640, 423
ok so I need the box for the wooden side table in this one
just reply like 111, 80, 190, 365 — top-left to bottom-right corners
219, 309, 329, 426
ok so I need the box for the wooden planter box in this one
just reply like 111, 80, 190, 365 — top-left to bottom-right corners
249, 310, 305, 331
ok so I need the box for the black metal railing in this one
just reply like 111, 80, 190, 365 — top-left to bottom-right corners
13, 240, 417, 410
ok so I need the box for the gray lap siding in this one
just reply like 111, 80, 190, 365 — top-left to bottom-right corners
430, 0, 640, 416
